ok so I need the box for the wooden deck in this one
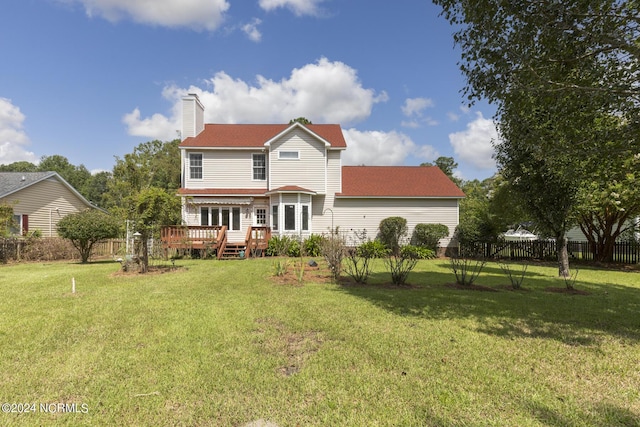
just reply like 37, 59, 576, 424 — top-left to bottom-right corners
160, 225, 271, 259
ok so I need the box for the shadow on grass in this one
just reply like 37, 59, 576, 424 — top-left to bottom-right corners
335, 266, 640, 346
524, 399, 640, 427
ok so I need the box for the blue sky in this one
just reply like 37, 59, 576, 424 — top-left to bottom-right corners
0, 0, 499, 181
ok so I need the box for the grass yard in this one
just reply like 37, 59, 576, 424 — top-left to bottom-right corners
0, 258, 639, 426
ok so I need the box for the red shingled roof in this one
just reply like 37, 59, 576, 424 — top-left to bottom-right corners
338, 166, 465, 198
180, 123, 347, 148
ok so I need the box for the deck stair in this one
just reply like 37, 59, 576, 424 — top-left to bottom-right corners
219, 242, 247, 260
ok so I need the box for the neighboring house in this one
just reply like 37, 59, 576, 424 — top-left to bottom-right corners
0, 172, 95, 237
178, 94, 464, 248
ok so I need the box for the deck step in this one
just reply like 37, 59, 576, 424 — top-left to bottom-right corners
220, 243, 247, 260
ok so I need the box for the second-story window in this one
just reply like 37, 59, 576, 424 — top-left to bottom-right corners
189, 153, 203, 179
253, 153, 266, 180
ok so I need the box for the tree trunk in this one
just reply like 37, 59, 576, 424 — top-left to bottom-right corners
557, 235, 570, 278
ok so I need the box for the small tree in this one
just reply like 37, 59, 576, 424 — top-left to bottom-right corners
130, 187, 181, 273
321, 228, 346, 282
377, 217, 408, 256
0, 202, 17, 237
57, 209, 121, 263
412, 223, 449, 253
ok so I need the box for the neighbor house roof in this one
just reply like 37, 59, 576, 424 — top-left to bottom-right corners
337, 166, 465, 198
0, 172, 95, 207
180, 123, 347, 149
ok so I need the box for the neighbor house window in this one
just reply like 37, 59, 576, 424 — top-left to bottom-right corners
284, 205, 296, 231
253, 154, 266, 180
10, 214, 26, 235
272, 205, 279, 231
278, 151, 299, 160
189, 153, 203, 179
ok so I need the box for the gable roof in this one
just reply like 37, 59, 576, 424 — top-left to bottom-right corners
337, 166, 465, 198
180, 123, 347, 149
0, 172, 95, 207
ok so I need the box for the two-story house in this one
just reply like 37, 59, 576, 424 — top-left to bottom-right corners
177, 94, 464, 252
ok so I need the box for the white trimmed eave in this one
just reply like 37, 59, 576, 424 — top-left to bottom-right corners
263, 122, 332, 148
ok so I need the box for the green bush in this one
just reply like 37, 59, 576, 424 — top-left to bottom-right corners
377, 217, 408, 256
303, 234, 324, 257
266, 235, 303, 257
356, 240, 390, 258
400, 244, 435, 260
411, 223, 449, 252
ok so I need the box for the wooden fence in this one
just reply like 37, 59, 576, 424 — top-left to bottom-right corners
0, 238, 127, 262
459, 240, 640, 264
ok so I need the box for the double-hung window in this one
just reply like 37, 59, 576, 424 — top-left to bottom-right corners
253, 154, 266, 180
189, 153, 203, 179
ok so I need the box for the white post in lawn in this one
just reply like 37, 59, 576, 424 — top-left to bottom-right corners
72, 277, 76, 294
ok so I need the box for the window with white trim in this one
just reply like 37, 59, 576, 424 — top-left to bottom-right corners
252, 153, 266, 180
272, 205, 279, 231
255, 208, 267, 225
284, 205, 296, 231
278, 151, 299, 160
189, 153, 203, 179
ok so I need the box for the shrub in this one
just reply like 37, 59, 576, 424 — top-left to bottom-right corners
57, 209, 121, 263
303, 234, 324, 257
377, 217, 408, 256
400, 244, 435, 260
497, 260, 528, 289
385, 254, 418, 286
411, 223, 449, 252
356, 240, 389, 258
321, 230, 346, 282
267, 235, 296, 256
449, 256, 487, 286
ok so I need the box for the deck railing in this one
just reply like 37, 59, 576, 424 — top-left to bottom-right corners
245, 226, 271, 257
160, 225, 226, 257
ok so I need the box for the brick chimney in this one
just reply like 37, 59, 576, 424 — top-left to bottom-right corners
181, 93, 205, 140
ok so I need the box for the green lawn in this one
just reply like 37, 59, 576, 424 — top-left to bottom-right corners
0, 258, 639, 426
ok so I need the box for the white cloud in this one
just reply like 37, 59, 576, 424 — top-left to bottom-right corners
63, 0, 230, 31
125, 58, 386, 139
401, 97, 434, 117
401, 97, 436, 127
241, 18, 262, 42
342, 128, 436, 166
122, 108, 178, 140
259, 0, 325, 16
448, 112, 498, 170
0, 98, 38, 165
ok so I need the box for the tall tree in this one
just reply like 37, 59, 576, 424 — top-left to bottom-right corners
0, 161, 37, 172
421, 156, 460, 185
129, 187, 181, 273
38, 155, 92, 198
433, 0, 640, 277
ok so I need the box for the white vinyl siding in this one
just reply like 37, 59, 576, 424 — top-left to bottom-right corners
0, 177, 91, 237
183, 150, 268, 189
330, 198, 460, 246
269, 129, 326, 194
